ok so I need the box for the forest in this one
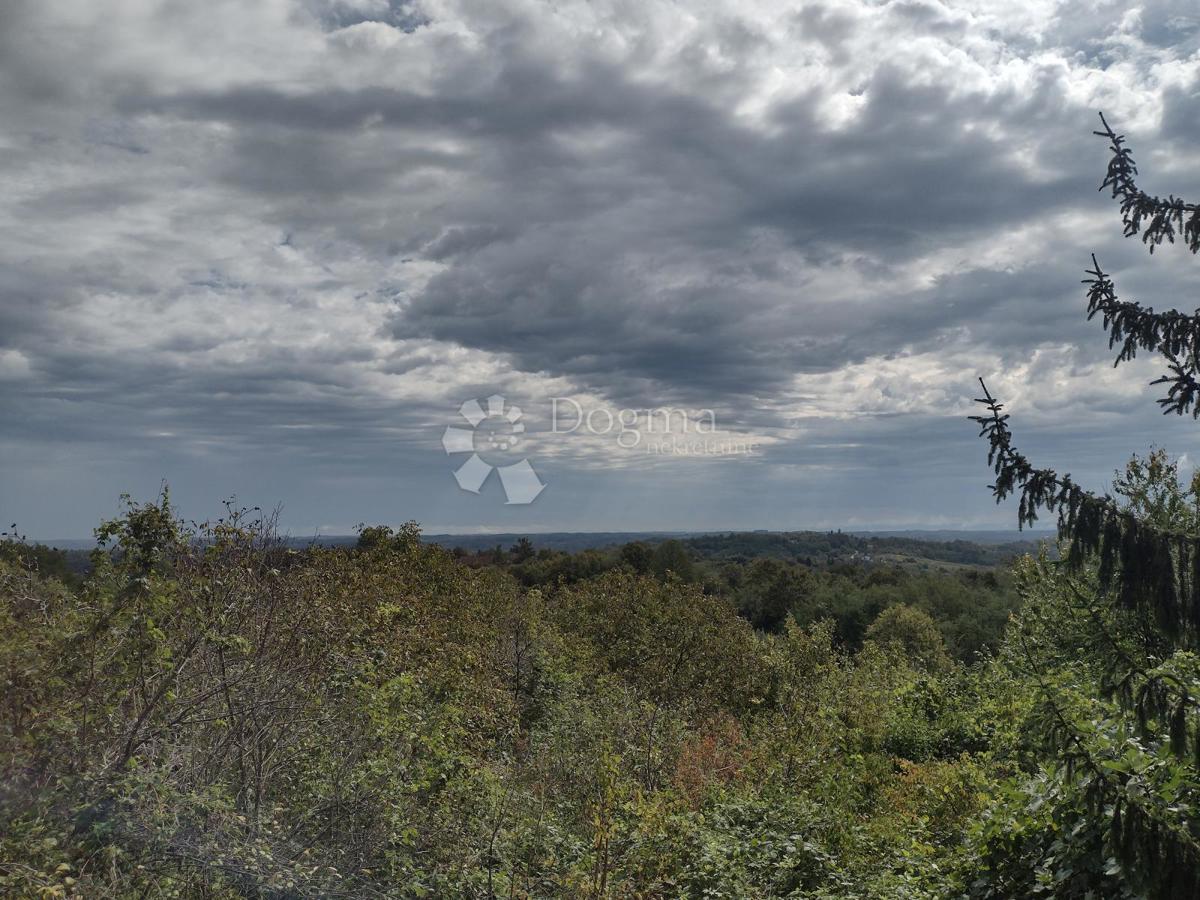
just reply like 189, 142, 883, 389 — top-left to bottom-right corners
0, 446, 1194, 897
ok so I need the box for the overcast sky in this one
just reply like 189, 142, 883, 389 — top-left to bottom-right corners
3, 0, 1200, 538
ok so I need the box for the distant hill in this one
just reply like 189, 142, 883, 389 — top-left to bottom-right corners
681, 530, 1054, 569
416, 529, 1054, 570
420, 531, 705, 553
34, 528, 1055, 573
850, 529, 1057, 545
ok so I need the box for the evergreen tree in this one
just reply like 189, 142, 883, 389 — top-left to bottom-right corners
973, 114, 1200, 639
969, 115, 1200, 897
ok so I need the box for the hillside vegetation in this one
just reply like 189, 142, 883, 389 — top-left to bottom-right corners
4, 453, 1197, 897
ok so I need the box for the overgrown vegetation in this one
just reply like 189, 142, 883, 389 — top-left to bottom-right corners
1, 491, 1020, 897
0, 452, 1179, 897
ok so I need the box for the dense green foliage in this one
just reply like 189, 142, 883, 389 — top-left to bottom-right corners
681, 531, 1043, 569
960, 451, 1200, 897
0, 487, 1018, 898
470, 537, 1020, 662
3, 455, 1190, 897
421, 530, 1043, 565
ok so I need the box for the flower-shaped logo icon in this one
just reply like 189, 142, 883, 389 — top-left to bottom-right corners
441, 395, 546, 504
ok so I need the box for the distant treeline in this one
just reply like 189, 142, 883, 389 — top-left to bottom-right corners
449, 534, 1020, 663
679, 530, 1050, 567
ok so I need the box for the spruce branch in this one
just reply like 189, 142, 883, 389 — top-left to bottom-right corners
971, 378, 1199, 643
1014, 625, 1200, 894
1084, 255, 1200, 416
1096, 111, 1200, 253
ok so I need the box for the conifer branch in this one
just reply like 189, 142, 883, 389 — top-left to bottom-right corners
1096, 111, 1200, 253
1084, 255, 1200, 416
971, 378, 1199, 643
1015, 625, 1200, 894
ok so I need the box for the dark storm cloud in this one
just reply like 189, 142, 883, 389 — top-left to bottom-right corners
131, 41, 1107, 405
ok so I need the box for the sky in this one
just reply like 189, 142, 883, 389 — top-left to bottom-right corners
3, 0, 1200, 539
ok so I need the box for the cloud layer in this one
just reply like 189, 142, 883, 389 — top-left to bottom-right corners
3, 0, 1200, 536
